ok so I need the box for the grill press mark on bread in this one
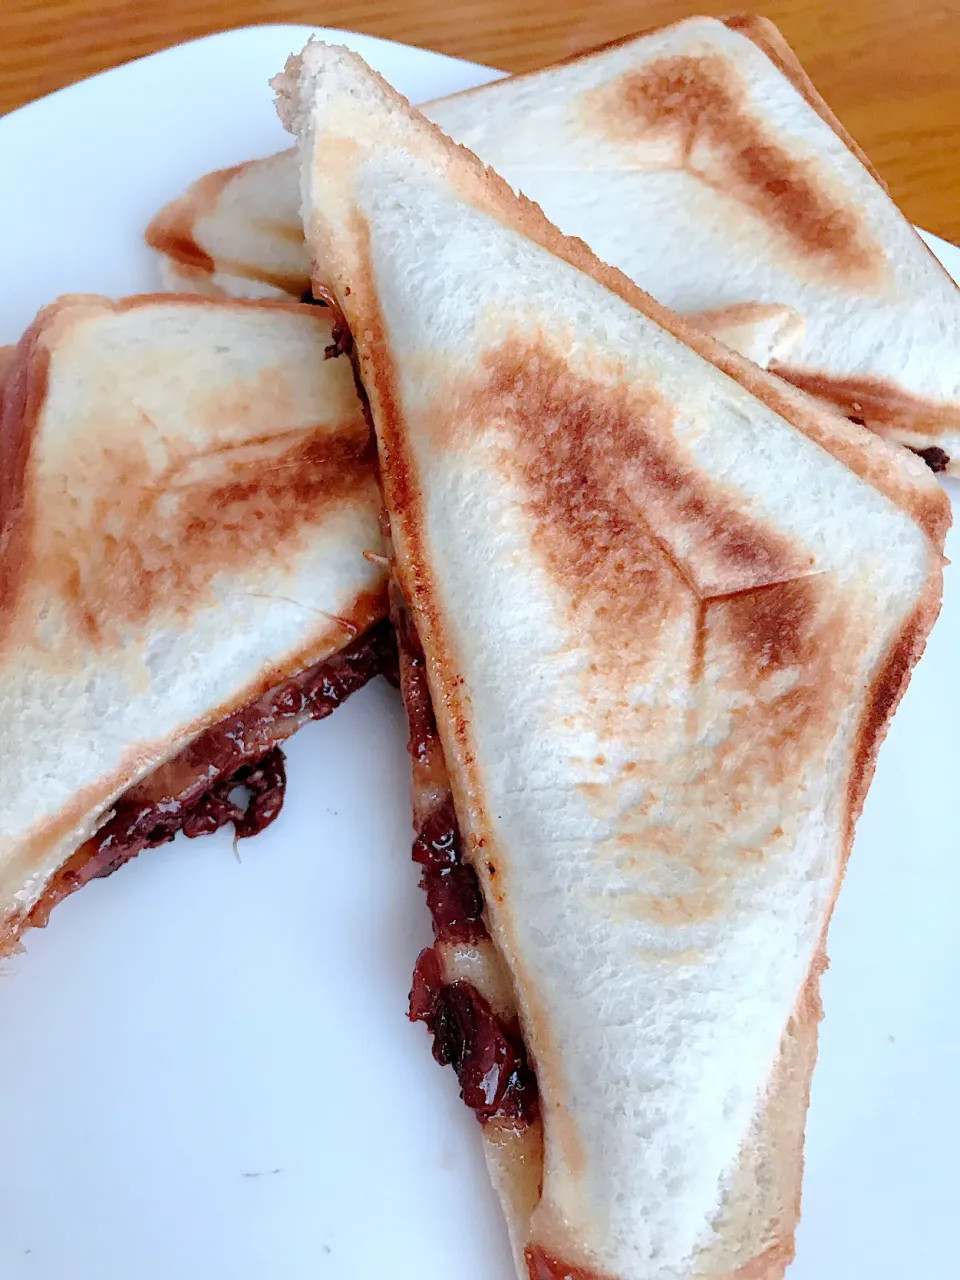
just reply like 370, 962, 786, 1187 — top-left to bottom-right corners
716, 16, 885, 186
144, 166, 239, 276
145, 162, 311, 298
0, 300, 377, 650
769, 365, 960, 446
590, 53, 882, 284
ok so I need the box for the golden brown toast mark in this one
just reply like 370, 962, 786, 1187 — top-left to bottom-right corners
709, 575, 828, 679
3, 295, 359, 643
770, 365, 960, 442
144, 164, 246, 275
706, 580, 847, 775
720, 14, 886, 190
429, 10, 885, 204
25, 408, 376, 649
407, 325, 861, 1007
467, 336, 816, 614
589, 52, 883, 285
398, 334, 858, 921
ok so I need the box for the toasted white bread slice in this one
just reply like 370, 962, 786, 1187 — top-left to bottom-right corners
278, 43, 947, 1280
0, 294, 387, 950
154, 16, 960, 465
146, 151, 310, 300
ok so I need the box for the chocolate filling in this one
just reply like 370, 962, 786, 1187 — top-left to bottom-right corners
411, 797, 485, 943
180, 746, 288, 841
393, 591, 538, 1127
411, 949, 538, 1126
26, 620, 397, 930
911, 444, 950, 473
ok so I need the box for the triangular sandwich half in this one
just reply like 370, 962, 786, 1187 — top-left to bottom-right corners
0, 294, 388, 950
276, 43, 946, 1280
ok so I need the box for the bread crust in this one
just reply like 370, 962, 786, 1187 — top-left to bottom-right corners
717, 15, 886, 189
699, 955, 824, 1280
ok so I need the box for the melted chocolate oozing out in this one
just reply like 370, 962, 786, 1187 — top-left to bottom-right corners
409, 944, 444, 1022
26, 621, 396, 928
432, 981, 538, 1123
413, 794, 484, 942
180, 747, 287, 842
395, 594, 538, 1126
410, 951, 539, 1126
912, 444, 950, 473
422, 862, 486, 943
89, 746, 289, 874
90, 742, 289, 870
412, 798, 459, 867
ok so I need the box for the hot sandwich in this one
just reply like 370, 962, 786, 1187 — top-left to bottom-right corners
0, 293, 389, 949
277, 42, 947, 1280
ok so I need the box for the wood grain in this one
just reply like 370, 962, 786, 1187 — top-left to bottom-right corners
2, 0, 958, 242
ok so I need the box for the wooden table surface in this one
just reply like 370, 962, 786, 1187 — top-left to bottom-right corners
3, 0, 958, 243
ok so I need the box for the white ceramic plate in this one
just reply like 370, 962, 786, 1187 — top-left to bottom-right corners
0, 24, 958, 1280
